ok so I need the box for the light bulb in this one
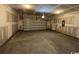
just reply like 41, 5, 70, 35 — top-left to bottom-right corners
42, 15, 45, 18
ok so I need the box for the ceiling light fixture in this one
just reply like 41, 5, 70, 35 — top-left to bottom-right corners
54, 10, 63, 14
23, 4, 32, 9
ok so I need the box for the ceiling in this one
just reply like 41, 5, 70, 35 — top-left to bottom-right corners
8, 4, 79, 15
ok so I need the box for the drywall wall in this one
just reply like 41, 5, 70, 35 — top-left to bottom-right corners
0, 5, 18, 46
19, 15, 47, 30
53, 11, 79, 38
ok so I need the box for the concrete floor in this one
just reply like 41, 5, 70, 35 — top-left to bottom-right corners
0, 30, 79, 54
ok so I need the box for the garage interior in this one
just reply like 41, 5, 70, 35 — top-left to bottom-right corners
0, 4, 79, 54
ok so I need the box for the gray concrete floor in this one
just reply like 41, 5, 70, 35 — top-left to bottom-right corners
0, 30, 79, 54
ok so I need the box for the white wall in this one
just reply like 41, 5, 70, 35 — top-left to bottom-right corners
53, 11, 79, 38
0, 5, 18, 46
